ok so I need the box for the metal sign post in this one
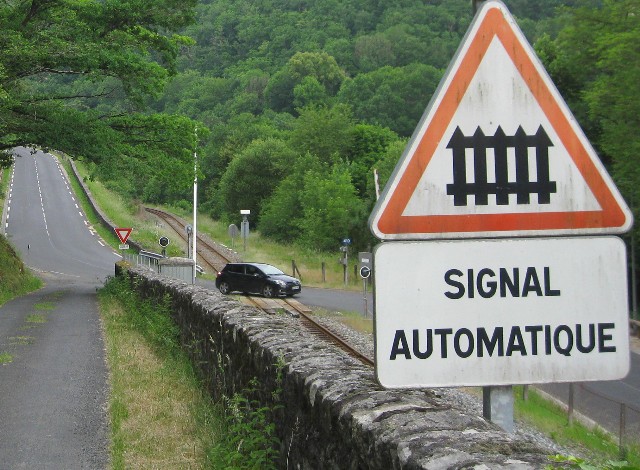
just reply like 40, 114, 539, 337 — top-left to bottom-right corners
359, 252, 372, 317
159, 236, 169, 258
228, 224, 239, 250
240, 210, 250, 251
185, 224, 192, 259
340, 238, 351, 286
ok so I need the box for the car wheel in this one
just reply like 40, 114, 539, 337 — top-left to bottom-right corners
262, 284, 275, 298
218, 281, 231, 295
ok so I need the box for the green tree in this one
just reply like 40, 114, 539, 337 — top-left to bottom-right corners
265, 52, 346, 113
293, 76, 330, 109
347, 124, 400, 196
200, 112, 293, 213
338, 64, 442, 136
259, 153, 322, 243
298, 164, 365, 251
213, 138, 294, 222
542, 0, 640, 220
0, 0, 198, 167
289, 104, 355, 164
367, 139, 407, 203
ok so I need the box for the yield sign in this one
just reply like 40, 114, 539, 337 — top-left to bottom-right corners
369, 0, 632, 240
114, 228, 132, 244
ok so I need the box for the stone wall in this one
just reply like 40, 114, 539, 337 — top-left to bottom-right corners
117, 264, 553, 469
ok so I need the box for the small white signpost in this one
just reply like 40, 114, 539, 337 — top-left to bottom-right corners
368, 0, 633, 433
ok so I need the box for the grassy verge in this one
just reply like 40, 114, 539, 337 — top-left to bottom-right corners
0, 233, 42, 307
58, 157, 184, 257
0, 166, 10, 206
458, 385, 640, 468
99, 274, 280, 469
513, 386, 640, 468
99, 275, 215, 468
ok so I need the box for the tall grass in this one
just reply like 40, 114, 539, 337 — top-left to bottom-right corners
60, 157, 184, 257
0, 237, 42, 307
513, 386, 640, 468
99, 275, 280, 469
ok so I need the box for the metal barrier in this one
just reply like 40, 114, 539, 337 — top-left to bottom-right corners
123, 251, 160, 272
565, 381, 640, 455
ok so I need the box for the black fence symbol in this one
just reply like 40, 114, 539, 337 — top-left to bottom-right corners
445, 126, 557, 206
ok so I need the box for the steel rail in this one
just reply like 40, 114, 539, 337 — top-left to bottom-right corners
296, 308, 375, 367
144, 207, 233, 272
284, 299, 374, 367
242, 295, 374, 367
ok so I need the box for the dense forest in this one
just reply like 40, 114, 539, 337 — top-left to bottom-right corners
2, 0, 638, 253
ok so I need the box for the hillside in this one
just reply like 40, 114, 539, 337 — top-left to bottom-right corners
122, 0, 583, 252
10, 0, 636, 256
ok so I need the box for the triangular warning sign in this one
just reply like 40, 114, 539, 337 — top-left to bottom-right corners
114, 227, 132, 244
369, 0, 632, 240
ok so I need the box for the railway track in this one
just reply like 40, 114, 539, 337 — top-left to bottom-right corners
145, 206, 374, 368
242, 295, 374, 367
145, 207, 237, 273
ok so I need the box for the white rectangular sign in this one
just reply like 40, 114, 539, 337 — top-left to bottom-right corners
374, 237, 630, 388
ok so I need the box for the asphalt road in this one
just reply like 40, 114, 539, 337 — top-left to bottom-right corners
0, 147, 119, 468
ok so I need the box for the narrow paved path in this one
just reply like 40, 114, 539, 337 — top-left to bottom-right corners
0, 148, 119, 468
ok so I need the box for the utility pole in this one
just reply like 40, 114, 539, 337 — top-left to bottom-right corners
192, 127, 198, 284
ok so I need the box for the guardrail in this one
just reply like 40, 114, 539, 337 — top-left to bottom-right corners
123, 251, 160, 272
566, 382, 640, 456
